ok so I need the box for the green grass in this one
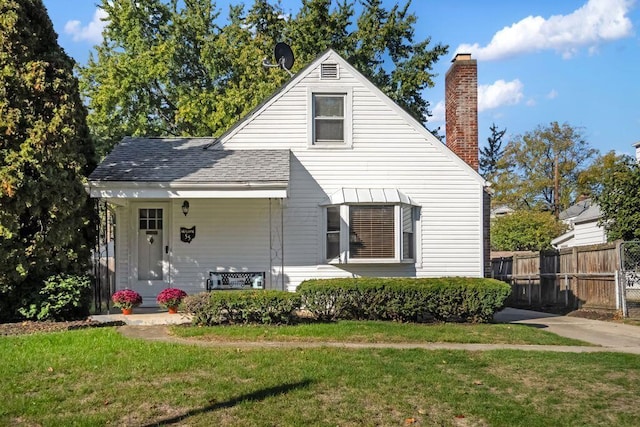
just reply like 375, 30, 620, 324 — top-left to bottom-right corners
3, 327, 638, 426
171, 320, 588, 346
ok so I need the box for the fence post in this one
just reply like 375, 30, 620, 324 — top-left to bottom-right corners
564, 273, 569, 307
619, 270, 628, 318
528, 275, 532, 305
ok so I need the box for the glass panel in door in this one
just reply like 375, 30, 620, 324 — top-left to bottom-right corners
138, 208, 164, 280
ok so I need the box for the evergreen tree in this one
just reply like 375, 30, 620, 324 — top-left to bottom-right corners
0, 0, 96, 320
479, 123, 506, 179
80, 0, 448, 156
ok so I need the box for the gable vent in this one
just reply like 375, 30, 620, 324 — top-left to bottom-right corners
321, 63, 339, 79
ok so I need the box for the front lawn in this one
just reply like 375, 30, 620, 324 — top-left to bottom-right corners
172, 320, 588, 346
2, 328, 640, 426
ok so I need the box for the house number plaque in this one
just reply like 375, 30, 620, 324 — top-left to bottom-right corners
180, 226, 196, 243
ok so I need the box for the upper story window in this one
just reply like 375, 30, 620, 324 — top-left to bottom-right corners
313, 94, 345, 143
308, 87, 352, 148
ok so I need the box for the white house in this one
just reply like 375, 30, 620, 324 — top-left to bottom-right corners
87, 50, 490, 305
552, 198, 607, 249
551, 144, 640, 249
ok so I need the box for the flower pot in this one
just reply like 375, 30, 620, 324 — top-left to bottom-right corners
121, 308, 133, 315
168, 306, 178, 314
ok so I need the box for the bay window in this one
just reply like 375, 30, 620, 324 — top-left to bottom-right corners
325, 203, 417, 263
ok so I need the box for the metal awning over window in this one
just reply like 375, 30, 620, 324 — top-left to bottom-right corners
320, 188, 419, 206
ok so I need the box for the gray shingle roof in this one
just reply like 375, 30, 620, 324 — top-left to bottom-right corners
574, 203, 602, 224
559, 198, 592, 220
89, 137, 290, 184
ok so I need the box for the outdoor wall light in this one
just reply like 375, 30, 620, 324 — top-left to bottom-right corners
181, 200, 190, 216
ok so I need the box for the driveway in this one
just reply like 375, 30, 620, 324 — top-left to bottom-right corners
495, 307, 640, 352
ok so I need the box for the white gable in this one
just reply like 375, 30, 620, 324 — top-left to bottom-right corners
218, 49, 485, 186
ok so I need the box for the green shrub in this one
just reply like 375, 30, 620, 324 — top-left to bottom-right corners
182, 293, 216, 325
297, 277, 511, 323
18, 274, 92, 321
183, 290, 302, 326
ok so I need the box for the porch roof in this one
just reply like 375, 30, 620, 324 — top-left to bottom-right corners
87, 137, 290, 199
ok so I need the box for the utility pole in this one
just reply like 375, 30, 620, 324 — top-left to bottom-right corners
554, 152, 560, 219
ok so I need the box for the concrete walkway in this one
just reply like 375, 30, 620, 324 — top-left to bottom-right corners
94, 307, 640, 354
90, 308, 193, 325
494, 308, 640, 351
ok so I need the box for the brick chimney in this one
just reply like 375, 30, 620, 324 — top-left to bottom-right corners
445, 53, 478, 171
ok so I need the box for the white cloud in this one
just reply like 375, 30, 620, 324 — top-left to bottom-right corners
429, 101, 446, 123
478, 79, 524, 111
64, 8, 108, 43
456, 0, 634, 60
427, 79, 524, 124
547, 89, 559, 99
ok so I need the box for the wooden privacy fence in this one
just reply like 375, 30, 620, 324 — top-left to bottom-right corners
491, 241, 622, 312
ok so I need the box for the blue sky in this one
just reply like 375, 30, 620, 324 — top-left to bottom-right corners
42, 0, 640, 156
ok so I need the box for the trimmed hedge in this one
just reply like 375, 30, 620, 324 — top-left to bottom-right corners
297, 277, 511, 323
183, 290, 301, 326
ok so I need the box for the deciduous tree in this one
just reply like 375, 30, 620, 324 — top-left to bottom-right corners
594, 156, 640, 241
491, 210, 567, 252
0, 0, 96, 320
492, 122, 597, 216
80, 0, 448, 156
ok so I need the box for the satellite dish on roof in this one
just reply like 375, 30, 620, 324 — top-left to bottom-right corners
275, 42, 295, 71
262, 42, 295, 77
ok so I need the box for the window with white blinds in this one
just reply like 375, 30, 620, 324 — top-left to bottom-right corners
324, 203, 416, 263
349, 206, 395, 258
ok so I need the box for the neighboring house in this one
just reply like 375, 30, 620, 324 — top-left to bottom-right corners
490, 205, 514, 219
87, 50, 490, 305
552, 198, 606, 248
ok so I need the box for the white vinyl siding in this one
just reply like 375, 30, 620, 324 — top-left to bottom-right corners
574, 221, 607, 247
108, 51, 486, 293
219, 51, 485, 284
115, 205, 129, 289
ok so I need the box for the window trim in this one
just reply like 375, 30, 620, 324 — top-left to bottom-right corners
323, 203, 417, 264
308, 86, 352, 148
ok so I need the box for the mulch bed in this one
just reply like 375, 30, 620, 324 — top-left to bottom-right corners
0, 319, 123, 336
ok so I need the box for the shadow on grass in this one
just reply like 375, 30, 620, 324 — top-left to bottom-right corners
141, 379, 314, 426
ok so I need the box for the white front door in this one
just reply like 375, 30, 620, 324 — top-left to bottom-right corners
132, 204, 169, 305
